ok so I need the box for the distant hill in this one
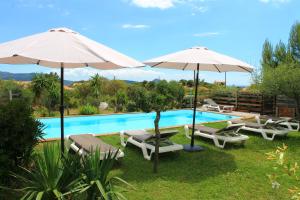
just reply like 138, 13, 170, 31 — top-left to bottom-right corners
0, 71, 74, 85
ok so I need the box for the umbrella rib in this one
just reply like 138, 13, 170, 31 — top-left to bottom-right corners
213, 64, 221, 72
182, 63, 189, 70
150, 61, 165, 68
237, 65, 252, 73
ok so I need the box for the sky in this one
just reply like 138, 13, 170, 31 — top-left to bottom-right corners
0, 0, 299, 86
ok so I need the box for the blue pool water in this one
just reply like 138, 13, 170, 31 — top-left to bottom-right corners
39, 110, 237, 139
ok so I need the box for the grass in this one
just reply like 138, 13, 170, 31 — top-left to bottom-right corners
95, 122, 300, 200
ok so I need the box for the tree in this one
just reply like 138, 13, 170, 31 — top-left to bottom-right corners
186, 80, 194, 87
31, 73, 60, 114
259, 22, 300, 117
262, 64, 300, 116
89, 74, 104, 100
134, 81, 178, 173
261, 39, 275, 69
105, 80, 127, 96
0, 99, 44, 185
112, 90, 128, 112
179, 79, 187, 86
289, 21, 300, 62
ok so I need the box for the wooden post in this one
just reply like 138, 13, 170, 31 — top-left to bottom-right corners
9, 90, 12, 101
261, 94, 264, 115
235, 91, 238, 111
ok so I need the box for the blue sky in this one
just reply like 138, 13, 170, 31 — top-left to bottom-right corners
0, 0, 299, 85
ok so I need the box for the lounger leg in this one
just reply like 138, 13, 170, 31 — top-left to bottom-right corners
260, 130, 275, 141
184, 125, 191, 139
120, 131, 127, 147
141, 144, 151, 160
213, 138, 226, 148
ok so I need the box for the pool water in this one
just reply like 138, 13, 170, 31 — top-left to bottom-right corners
39, 110, 237, 139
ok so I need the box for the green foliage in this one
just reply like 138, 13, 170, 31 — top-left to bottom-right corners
105, 80, 127, 96
31, 73, 60, 115
6, 144, 82, 199
261, 39, 275, 69
127, 84, 148, 112
266, 144, 300, 200
89, 74, 106, 101
210, 85, 239, 96
262, 64, 300, 116
258, 22, 300, 116
186, 80, 194, 87
0, 80, 33, 105
289, 21, 300, 62
2, 144, 131, 200
0, 99, 44, 185
132, 80, 182, 173
81, 150, 132, 200
79, 104, 98, 115
112, 90, 128, 112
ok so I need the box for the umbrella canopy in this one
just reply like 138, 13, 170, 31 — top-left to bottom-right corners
145, 46, 253, 72
144, 46, 254, 151
0, 27, 144, 153
0, 27, 143, 69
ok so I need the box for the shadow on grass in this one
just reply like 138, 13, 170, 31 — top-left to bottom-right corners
117, 142, 237, 184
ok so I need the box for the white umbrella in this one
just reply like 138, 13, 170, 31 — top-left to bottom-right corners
144, 46, 254, 151
0, 27, 144, 152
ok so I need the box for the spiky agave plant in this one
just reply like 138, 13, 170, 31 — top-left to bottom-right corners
80, 150, 132, 200
5, 143, 83, 200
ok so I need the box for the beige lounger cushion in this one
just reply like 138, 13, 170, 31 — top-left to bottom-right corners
69, 134, 118, 154
188, 125, 218, 134
124, 129, 178, 142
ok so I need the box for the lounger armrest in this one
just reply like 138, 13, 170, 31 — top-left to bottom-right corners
227, 123, 245, 128
120, 131, 126, 147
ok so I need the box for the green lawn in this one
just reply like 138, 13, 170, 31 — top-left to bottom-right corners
98, 122, 300, 200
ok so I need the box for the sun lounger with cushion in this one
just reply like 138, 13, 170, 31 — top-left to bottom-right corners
228, 116, 289, 141
68, 134, 124, 159
184, 124, 249, 148
261, 115, 299, 131
120, 129, 183, 160
203, 98, 234, 113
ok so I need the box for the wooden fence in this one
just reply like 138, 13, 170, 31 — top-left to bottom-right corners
212, 92, 275, 115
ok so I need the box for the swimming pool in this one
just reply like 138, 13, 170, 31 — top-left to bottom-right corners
39, 110, 238, 139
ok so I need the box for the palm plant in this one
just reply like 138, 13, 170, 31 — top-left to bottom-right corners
89, 74, 103, 100
2, 144, 132, 200
80, 150, 132, 200
5, 144, 83, 199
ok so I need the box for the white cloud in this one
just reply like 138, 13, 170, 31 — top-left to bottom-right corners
127, 0, 210, 12
259, 0, 290, 4
130, 0, 175, 9
193, 32, 220, 37
122, 24, 150, 29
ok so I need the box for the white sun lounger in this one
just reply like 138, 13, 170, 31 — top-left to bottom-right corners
203, 98, 234, 113
228, 116, 289, 141
184, 124, 249, 148
67, 134, 124, 160
120, 129, 183, 160
262, 116, 299, 131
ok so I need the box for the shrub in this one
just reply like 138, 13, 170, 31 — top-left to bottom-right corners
127, 101, 138, 112
2, 144, 132, 200
79, 104, 98, 115
266, 144, 300, 200
34, 106, 49, 117
0, 99, 44, 185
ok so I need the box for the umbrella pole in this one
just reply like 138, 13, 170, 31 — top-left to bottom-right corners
183, 63, 204, 152
60, 66, 65, 154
